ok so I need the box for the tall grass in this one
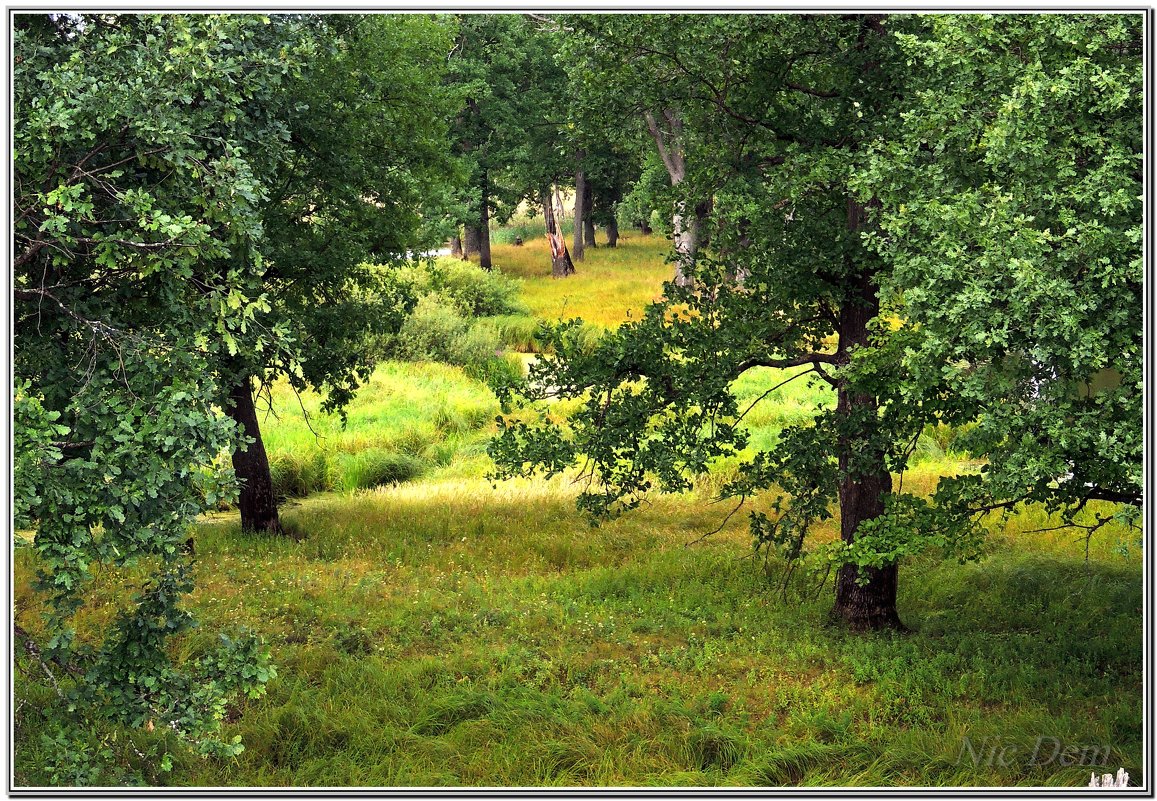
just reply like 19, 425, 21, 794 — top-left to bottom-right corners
471, 232, 673, 330
17, 476, 1137, 787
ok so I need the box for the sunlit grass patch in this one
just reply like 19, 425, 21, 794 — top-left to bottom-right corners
479, 233, 672, 330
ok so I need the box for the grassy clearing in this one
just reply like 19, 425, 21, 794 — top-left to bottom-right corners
12, 221, 1142, 788
16, 480, 1137, 787
478, 232, 673, 330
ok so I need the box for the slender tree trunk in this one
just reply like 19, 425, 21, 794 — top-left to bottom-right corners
479, 172, 492, 271
573, 165, 587, 262
672, 200, 699, 288
605, 217, 619, 248
227, 376, 281, 535
638, 218, 653, 235
582, 179, 597, 248
464, 225, 480, 259
450, 233, 464, 260
830, 197, 901, 630
542, 185, 575, 278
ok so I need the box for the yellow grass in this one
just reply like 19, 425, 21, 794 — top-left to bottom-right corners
477, 233, 673, 330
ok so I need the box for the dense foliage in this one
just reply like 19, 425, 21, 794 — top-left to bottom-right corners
865, 15, 1143, 525
13, 13, 300, 775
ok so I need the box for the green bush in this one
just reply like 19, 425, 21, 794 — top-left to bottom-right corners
375, 295, 523, 386
381, 257, 526, 318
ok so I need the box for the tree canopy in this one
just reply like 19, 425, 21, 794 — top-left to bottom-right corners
490, 12, 1143, 629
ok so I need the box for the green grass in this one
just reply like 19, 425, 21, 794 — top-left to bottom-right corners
12, 220, 1142, 788
19, 482, 1133, 787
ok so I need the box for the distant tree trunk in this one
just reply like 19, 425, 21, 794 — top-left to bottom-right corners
227, 376, 281, 535
464, 225, 480, 259
638, 218, 652, 235
643, 109, 696, 287
583, 180, 597, 248
605, 217, 619, 247
573, 164, 587, 262
479, 172, 492, 271
450, 232, 464, 259
830, 197, 901, 631
542, 185, 575, 278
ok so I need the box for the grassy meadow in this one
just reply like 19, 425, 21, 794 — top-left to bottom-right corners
13, 229, 1143, 788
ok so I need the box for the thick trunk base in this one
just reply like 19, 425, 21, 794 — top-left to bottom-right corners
227, 377, 282, 535
830, 563, 905, 631
605, 219, 619, 248
542, 185, 575, 278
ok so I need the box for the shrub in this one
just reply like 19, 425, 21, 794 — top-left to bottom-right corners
383, 257, 527, 318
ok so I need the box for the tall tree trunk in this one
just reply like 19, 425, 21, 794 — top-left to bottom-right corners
572, 165, 587, 262
464, 225, 480, 259
479, 172, 492, 271
227, 376, 281, 535
450, 232, 463, 259
605, 217, 619, 248
542, 185, 575, 278
582, 179, 597, 248
830, 197, 900, 630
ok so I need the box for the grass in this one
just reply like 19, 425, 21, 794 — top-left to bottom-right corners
16, 483, 1137, 787
12, 219, 1143, 788
476, 231, 673, 330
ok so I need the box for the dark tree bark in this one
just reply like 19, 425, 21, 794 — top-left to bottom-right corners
542, 185, 575, 278
638, 218, 653, 235
479, 172, 492, 271
572, 165, 587, 262
450, 232, 463, 259
695, 198, 712, 249
227, 376, 282, 535
582, 179, 597, 248
464, 225, 481, 259
830, 197, 901, 630
605, 217, 619, 247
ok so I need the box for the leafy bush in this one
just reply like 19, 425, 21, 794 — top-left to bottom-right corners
378, 257, 527, 318
374, 294, 523, 385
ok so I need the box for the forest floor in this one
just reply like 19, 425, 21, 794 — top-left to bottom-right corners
14, 230, 1143, 788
